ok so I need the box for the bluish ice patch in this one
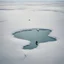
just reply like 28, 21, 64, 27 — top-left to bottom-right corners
13, 28, 57, 50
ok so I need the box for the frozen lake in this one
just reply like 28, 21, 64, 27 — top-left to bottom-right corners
0, 2, 64, 64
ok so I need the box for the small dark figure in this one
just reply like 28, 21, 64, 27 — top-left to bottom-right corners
36, 29, 39, 32
29, 19, 30, 21
35, 41, 38, 45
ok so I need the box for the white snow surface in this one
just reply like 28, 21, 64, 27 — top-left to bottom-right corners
0, 3, 64, 64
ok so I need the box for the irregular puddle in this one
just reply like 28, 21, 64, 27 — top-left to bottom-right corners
13, 28, 57, 49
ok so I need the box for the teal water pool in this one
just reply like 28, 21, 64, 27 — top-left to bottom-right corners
13, 28, 56, 49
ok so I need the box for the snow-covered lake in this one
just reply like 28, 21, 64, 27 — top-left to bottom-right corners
0, 3, 64, 64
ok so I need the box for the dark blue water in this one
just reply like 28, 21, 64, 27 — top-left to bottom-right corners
13, 28, 56, 49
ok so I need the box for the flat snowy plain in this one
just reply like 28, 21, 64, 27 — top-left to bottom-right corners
0, 2, 64, 64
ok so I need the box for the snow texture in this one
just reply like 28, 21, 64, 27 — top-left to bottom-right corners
0, 3, 64, 64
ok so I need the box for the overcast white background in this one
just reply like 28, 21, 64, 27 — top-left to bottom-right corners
0, 0, 64, 2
